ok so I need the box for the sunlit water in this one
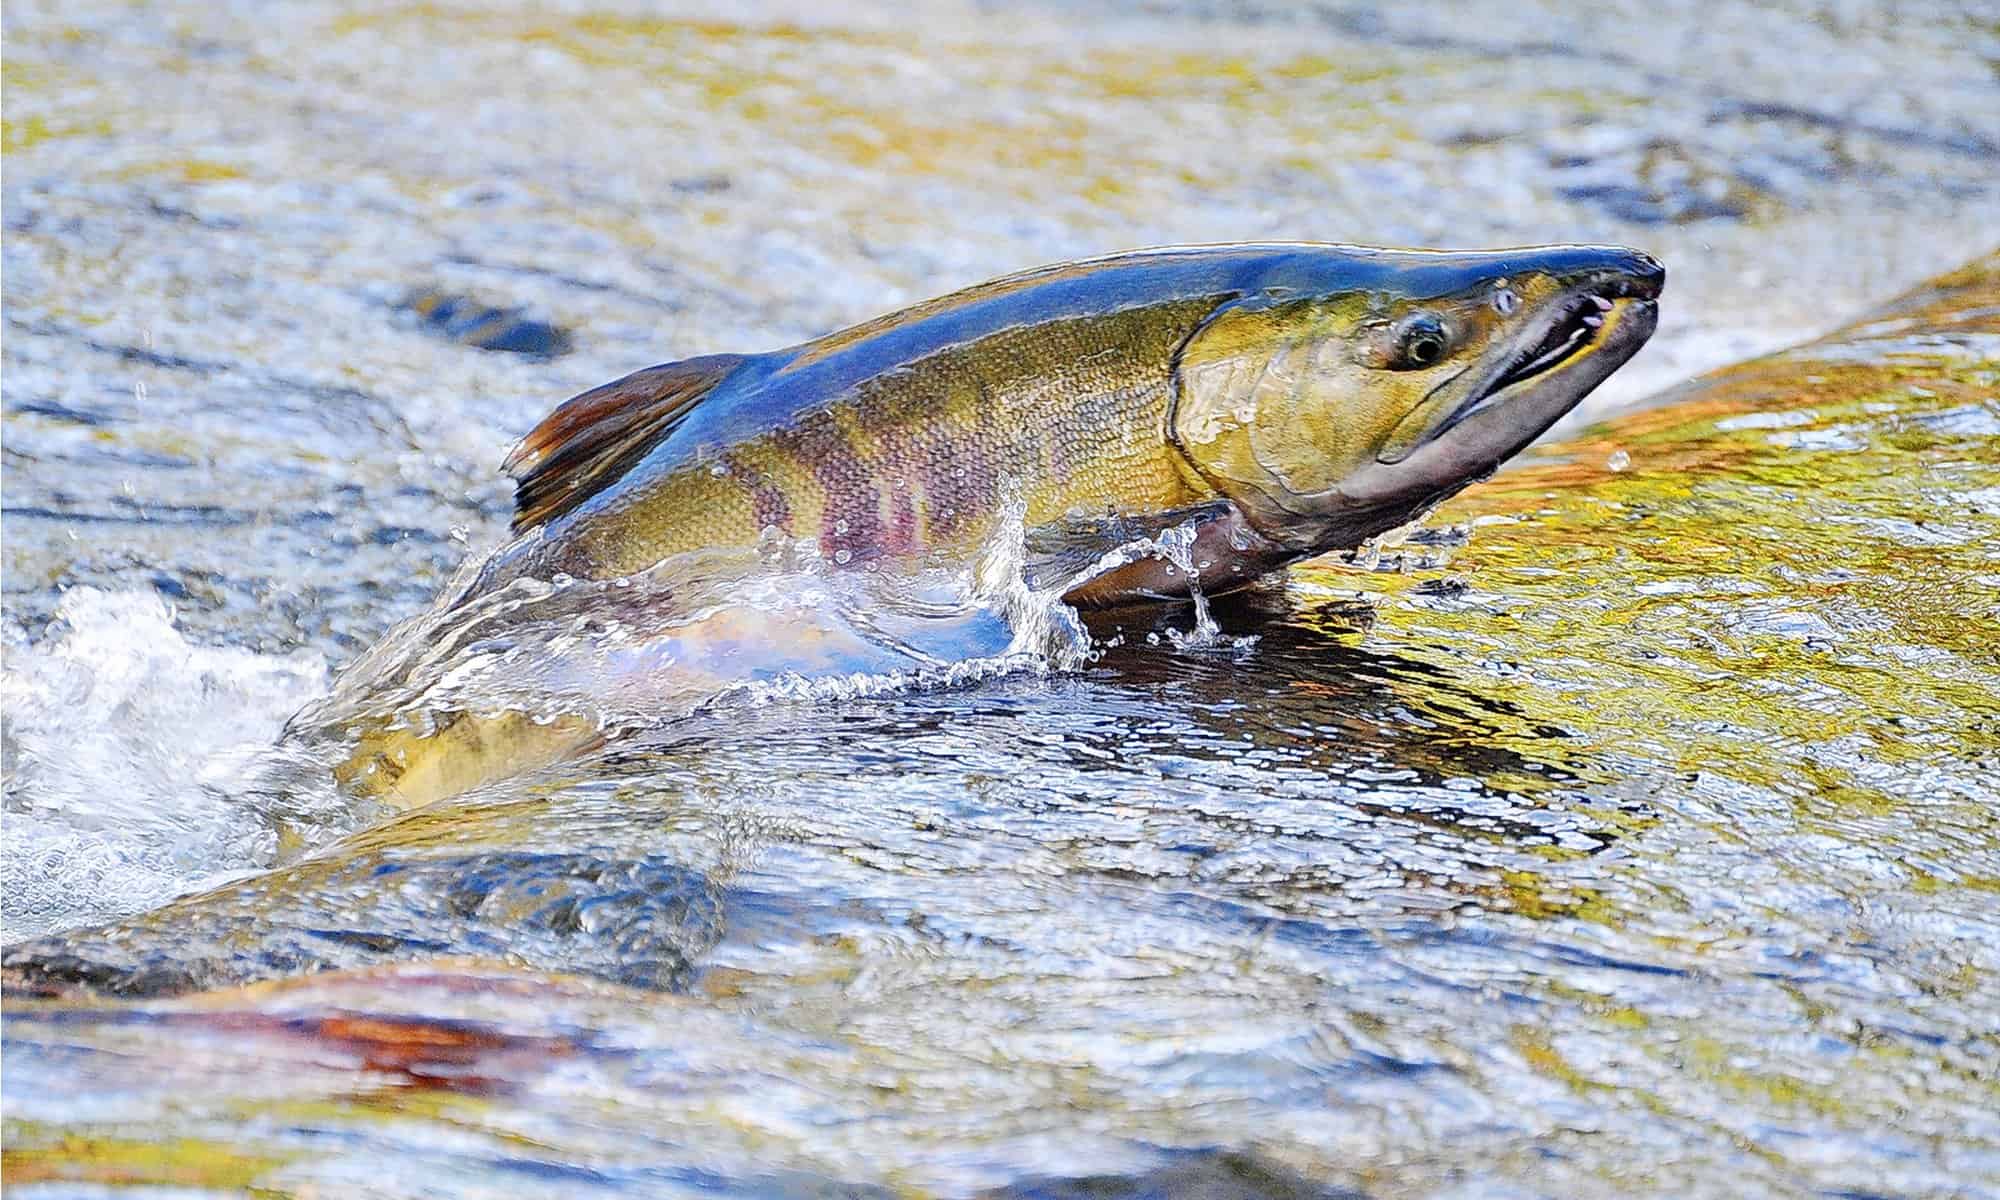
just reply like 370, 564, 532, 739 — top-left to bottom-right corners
8, 260, 1998, 1195
5, 1, 2000, 1196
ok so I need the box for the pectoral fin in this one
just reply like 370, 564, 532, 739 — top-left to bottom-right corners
1023, 501, 1289, 607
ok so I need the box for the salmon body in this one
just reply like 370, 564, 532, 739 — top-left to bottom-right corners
478, 242, 1664, 606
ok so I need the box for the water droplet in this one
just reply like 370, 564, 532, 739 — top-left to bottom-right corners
709, 461, 729, 478
834, 548, 853, 565
834, 519, 849, 535
1606, 449, 1631, 472
448, 524, 469, 545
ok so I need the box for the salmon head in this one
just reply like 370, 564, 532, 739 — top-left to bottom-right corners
1169, 244, 1663, 551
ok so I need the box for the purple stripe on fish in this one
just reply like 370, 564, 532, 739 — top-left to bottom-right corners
724, 451, 793, 534
772, 413, 882, 559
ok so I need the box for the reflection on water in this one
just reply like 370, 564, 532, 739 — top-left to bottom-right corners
6, 0, 2000, 1194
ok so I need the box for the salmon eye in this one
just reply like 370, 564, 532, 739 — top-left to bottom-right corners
1391, 314, 1450, 370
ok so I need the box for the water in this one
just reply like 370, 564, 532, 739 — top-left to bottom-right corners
8, 271, 1997, 1197
6, 2, 2000, 1196
1, 588, 331, 934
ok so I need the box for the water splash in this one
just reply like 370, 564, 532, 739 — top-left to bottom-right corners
296, 503, 1103, 742
0, 589, 336, 938
1152, 520, 1224, 649
0, 498, 1392, 936
281, 495, 1311, 813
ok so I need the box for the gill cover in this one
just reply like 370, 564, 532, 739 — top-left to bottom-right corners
1169, 296, 1379, 541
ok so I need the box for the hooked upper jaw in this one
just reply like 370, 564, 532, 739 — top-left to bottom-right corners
1388, 252, 1666, 462
1430, 270, 1661, 444
1307, 248, 1664, 550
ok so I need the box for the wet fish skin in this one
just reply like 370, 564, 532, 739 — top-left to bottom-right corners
480, 242, 1663, 605
312, 243, 1662, 810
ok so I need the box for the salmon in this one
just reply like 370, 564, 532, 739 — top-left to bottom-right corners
477, 242, 1662, 604
309, 242, 1664, 807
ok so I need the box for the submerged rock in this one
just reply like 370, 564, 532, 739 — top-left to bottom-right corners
399, 288, 575, 358
4, 849, 723, 997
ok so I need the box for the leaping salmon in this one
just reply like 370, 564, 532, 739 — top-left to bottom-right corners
308, 242, 1663, 807
473, 242, 1661, 607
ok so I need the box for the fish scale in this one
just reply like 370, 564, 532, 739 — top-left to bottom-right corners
546, 298, 1221, 580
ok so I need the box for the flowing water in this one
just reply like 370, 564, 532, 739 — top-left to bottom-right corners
4, 2, 1999, 1197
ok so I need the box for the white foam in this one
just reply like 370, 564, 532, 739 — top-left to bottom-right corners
1, 588, 330, 939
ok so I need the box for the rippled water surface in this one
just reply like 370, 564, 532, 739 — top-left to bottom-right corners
5, 2, 2000, 1197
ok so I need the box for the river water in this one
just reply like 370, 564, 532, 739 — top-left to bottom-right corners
3, 2, 1998, 1197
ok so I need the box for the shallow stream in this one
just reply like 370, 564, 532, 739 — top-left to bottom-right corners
4, 3, 1998, 1197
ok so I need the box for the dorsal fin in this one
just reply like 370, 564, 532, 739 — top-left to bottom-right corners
503, 354, 748, 533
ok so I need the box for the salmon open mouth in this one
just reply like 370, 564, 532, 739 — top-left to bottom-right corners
1433, 280, 1662, 439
